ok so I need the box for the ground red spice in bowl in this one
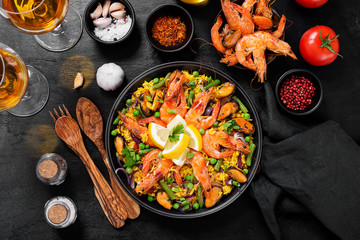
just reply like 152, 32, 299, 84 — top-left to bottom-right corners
280, 75, 316, 111
152, 16, 186, 47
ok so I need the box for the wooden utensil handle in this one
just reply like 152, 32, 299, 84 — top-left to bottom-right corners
95, 141, 141, 219
73, 142, 128, 226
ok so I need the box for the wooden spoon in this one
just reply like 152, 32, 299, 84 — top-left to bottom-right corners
76, 97, 140, 219
54, 116, 127, 228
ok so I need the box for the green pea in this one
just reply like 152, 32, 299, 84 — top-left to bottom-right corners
210, 158, 217, 165
192, 71, 199, 77
243, 168, 249, 174
121, 108, 127, 114
185, 175, 192, 181
126, 166, 133, 174
199, 128, 205, 135
193, 202, 200, 210
232, 180, 240, 187
133, 110, 140, 116
154, 112, 160, 118
244, 113, 251, 119
135, 154, 141, 161
173, 203, 180, 209
126, 99, 132, 105
213, 121, 219, 127
153, 78, 159, 84
147, 195, 154, 202
167, 177, 174, 183
187, 182, 194, 190
245, 136, 251, 142
139, 143, 146, 150
111, 129, 118, 136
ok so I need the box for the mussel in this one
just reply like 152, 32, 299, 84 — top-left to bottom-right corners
218, 101, 239, 120
156, 191, 172, 210
151, 89, 164, 111
205, 182, 223, 208
227, 166, 247, 183
114, 135, 124, 155
139, 90, 152, 116
215, 82, 235, 98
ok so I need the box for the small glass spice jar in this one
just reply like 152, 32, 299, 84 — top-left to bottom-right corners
44, 196, 77, 228
36, 153, 68, 185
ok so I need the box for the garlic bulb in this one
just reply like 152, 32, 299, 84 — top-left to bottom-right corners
96, 63, 125, 91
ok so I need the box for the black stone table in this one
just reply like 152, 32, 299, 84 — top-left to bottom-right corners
1, 0, 359, 239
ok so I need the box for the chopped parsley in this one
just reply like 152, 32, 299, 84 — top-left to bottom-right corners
121, 146, 140, 168
168, 124, 184, 142
187, 152, 194, 159
224, 119, 240, 134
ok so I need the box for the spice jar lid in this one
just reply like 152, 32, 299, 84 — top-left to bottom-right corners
44, 196, 77, 228
36, 153, 68, 185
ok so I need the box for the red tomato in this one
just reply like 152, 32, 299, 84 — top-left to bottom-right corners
295, 0, 328, 8
299, 25, 342, 66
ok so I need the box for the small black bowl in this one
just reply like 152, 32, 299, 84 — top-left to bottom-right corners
275, 69, 323, 116
83, 0, 135, 44
145, 4, 194, 52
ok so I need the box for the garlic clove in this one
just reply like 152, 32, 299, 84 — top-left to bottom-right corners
102, 0, 111, 18
93, 17, 112, 28
110, 9, 126, 19
73, 72, 84, 89
90, 3, 102, 19
109, 2, 125, 13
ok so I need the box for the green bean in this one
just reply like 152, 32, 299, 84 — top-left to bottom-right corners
112, 115, 120, 125
204, 79, 221, 91
136, 105, 146, 118
232, 96, 248, 113
153, 72, 171, 89
187, 91, 195, 106
197, 186, 204, 208
214, 158, 223, 171
138, 148, 155, 155
167, 109, 176, 114
246, 143, 256, 166
159, 179, 176, 200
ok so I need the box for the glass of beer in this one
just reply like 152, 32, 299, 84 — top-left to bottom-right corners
0, 42, 49, 116
0, 0, 82, 52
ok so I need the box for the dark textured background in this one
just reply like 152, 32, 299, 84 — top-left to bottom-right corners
1, 0, 359, 239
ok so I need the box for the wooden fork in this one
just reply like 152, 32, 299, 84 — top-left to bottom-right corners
50, 105, 127, 228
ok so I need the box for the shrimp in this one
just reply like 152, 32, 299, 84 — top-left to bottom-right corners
190, 149, 212, 199
165, 70, 182, 87
141, 149, 161, 176
235, 34, 265, 81
135, 158, 173, 194
242, 0, 257, 12
253, 15, 273, 30
221, 0, 243, 31
272, 15, 286, 39
203, 130, 251, 159
185, 87, 220, 130
118, 112, 156, 147
231, 3, 255, 36
173, 165, 183, 185
254, 31, 297, 60
202, 130, 235, 159
160, 74, 188, 124
211, 15, 227, 54
138, 116, 167, 128
255, 0, 273, 19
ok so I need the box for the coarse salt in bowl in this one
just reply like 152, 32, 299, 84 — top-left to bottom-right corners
83, 0, 135, 44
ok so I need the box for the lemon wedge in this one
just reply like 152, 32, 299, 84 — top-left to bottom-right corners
184, 125, 202, 151
172, 148, 190, 166
162, 134, 190, 159
148, 122, 170, 149
167, 114, 187, 131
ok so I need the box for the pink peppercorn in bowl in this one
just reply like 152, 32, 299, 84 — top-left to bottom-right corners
275, 69, 323, 116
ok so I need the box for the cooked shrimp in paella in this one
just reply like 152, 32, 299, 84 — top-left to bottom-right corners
112, 70, 256, 211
